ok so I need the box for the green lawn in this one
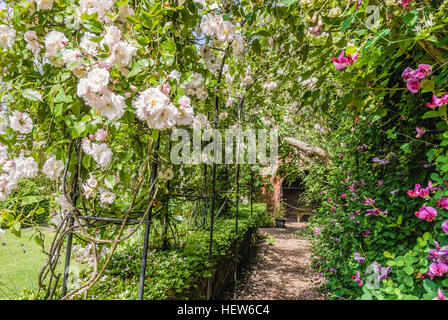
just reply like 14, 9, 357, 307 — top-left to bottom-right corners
0, 228, 56, 299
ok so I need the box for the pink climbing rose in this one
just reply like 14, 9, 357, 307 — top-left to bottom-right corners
332, 50, 358, 71
414, 205, 437, 222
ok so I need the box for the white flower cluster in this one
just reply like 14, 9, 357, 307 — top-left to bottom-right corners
99, 188, 116, 205
24, 31, 42, 56
82, 138, 113, 169
133, 88, 179, 130
42, 155, 64, 180
192, 113, 210, 130
100, 26, 137, 69
263, 81, 278, 91
9, 111, 33, 134
44, 30, 68, 66
181, 73, 208, 101
77, 67, 126, 120
200, 14, 235, 42
35, 0, 54, 10
76, 0, 114, 23
232, 35, 245, 59
177, 95, 194, 126
0, 156, 39, 200
0, 25, 16, 50
200, 45, 221, 72
82, 175, 98, 199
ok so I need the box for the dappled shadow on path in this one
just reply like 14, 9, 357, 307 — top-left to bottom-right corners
227, 217, 325, 300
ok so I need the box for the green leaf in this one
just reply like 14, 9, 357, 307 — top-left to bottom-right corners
341, 16, 355, 32
404, 266, 414, 275
105, 175, 116, 189
21, 196, 41, 205
72, 122, 86, 138
160, 39, 176, 56
22, 89, 42, 101
422, 110, 440, 119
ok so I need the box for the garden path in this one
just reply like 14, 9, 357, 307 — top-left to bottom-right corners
230, 214, 325, 300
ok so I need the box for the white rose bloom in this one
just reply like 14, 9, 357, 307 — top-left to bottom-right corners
216, 20, 235, 42
200, 14, 219, 36
80, 32, 99, 55
24, 31, 41, 56
168, 70, 181, 81
105, 40, 137, 68
232, 35, 245, 58
44, 30, 68, 65
101, 25, 122, 49
192, 113, 209, 130
86, 176, 98, 188
100, 190, 116, 205
149, 103, 179, 130
81, 137, 92, 155
178, 95, 191, 108
0, 25, 16, 49
0, 228, 4, 237
86, 67, 110, 93
133, 88, 179, 130
42, 155, 64, 180
9, 111, 33, 134
0, 174, 16, 200
0, 145, 8, 163
14, 156, 39, 179
55, 194, 74, 211
95, 90, 126, 121
35, 0, 54, 10
0, 120, 8, 134
78, 0, 114, 22
118, 4, 135, 22
90, 143, 112, 169
177, 106, 194, 126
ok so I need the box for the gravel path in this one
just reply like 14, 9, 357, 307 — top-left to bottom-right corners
230, 216, 325, 300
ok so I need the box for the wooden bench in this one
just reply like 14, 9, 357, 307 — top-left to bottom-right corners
294, 208, 312, 223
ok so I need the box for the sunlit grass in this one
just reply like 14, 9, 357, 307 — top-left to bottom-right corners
0, 228, 56, 299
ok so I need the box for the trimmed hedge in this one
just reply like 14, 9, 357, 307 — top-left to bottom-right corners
85, 203, 267, 300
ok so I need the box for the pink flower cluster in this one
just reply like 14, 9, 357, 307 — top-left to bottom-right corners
426, 94, 448, 109
427, 241, 448, 279
407, 181, 436, 198
414, 205, 437, 222
402, 64, 432, 93
332, 50, 358, 71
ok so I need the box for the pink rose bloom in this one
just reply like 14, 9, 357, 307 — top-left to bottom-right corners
94, 129, 107, 142
124, 92, 131, 98
414, 205, 437, 222
341, 193, 347, 199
